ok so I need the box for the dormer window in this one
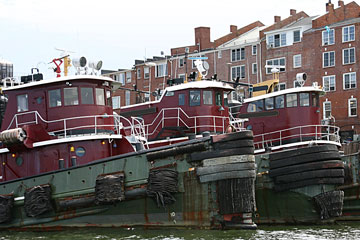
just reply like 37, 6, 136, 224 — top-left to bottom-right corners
268, 33, 286, 48
293, 30, 301, 43
17, 94, 28, 112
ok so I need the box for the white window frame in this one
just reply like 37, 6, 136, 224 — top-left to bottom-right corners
178, 58, 184, 68
125, 90, 131, 106
293, 54, 301, 68
156, 63, 167, 78
293, 30, 301, 43
119, 73, 125, 85
275, 82, 286, 91
342, 25, 355, 43
322, 29, 335, 45
267, 33, 287, 48
144, 67, 149, 79
323, 100, 332, 119
112, 96, 121, 109
323, 75, 336, 92
126, 72, 131, 83
349, 97, 357, 117
231, 48, 245, 62
252, 45, 257, 55
323, 51, 335, 68
343, 47, 356, 65
231, 65, 246, 80
252, 63, 257, 74
343, 72, 356, 90
218, 50, 222, 58
266, 57, 286, 74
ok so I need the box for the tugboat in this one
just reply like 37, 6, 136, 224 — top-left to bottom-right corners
119, 63, 345, 224
0, 56, 256, 229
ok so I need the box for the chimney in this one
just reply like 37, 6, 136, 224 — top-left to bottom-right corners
326, 1, 334, 12
290, 9, 297, 16
195, 27, 211, 51
230, 25, 237, 34
338, 0, 344, 7
274, 16, 281, 23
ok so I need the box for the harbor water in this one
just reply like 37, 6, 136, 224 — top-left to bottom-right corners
1, 223, 360, 240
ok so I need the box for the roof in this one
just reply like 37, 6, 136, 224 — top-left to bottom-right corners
3, 75, 113, 91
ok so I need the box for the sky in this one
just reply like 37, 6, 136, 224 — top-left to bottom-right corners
0, 0, 338, 79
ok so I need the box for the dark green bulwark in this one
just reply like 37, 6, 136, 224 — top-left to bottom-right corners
0, 131, 257, 230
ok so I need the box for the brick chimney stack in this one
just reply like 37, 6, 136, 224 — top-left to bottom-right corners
338, 0, 344, 7
274, 16, 281, 23
230, 25, 237, 34
290, 9, 297, 16
326, 1, 334, 12
194, 27, 211, 51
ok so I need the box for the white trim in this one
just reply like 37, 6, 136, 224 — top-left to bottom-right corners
3, 75, 113, 91
322, 29, 335, 46
252, 63, 257, 74
343, 72, 357, 90
293, 54, 302, 68
342, 47, 356, 65
342, 25, 355, 43
348, 97, 357, 117
323, 100, 331, 119
322, 51, 335, 68
322, 75, 336, 92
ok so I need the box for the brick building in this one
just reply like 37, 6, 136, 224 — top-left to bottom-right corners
105, 0, 360, 140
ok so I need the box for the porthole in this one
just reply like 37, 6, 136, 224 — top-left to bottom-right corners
75, 147, 86, 157
15, 157, 23, 166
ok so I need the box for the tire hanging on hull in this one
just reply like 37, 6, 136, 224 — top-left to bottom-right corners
0, 195, 14, 223
147, 169, 178, 207
24, 184, 53, 217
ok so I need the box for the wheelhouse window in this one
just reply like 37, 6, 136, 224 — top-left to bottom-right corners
224, 93, 228, 107
106, 90, 112, 106
96, 88, 105, 106
64, 87, 79, 106
203, 90, 213, 105
265, 97, 274, 110
189, 90, 201, 106
49, 89, 62, 107
215, 92, 222, 106
179, 93, 185, 106
299, 93, 310, 106
275, 95, 284, 108
312, 93, 319, 107
247, 100, 264, 112
286, 94, 298, 107
80, 87, 94, 105
17, 94, 28, 112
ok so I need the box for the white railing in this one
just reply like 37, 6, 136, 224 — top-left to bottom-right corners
6, 111, 147, 142
123, 107, 230, 140
253, 124, 341, 150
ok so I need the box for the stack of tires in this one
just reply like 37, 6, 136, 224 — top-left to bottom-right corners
192, 130, 257, 229
269, 145, 344, 192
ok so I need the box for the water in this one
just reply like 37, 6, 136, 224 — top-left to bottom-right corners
1, 224, 360, 240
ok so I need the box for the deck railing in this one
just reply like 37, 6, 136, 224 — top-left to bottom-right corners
6, 111, 147, 142
123, 107, 230, 140
253, 124, 341, 150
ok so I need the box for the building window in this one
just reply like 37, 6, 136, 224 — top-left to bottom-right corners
119, 73, 125, 85
136, 68, 141, 79
293, 30, 301, 43
323, 51, 335, 68
17, 94, 28, 112
231, 65, 246, 80
126, 72, 131, 83
323, 75, 336, 92
179, 58, 184, 68
322, 28, 335, 45
343, 47, 355, 65
144, 93, 150, 102
274, 82, 286, 91
252, 45, 257, 55
156, 63, 167, 77
231, 48, 245, 62
293, 54, 301, 68
125, 91, 130, 106
343, 72, 356, 90
112, 96, 121, 109
179, 74, 185, 81
349, 97, 357, 117
218, 50, 222, 58
144, 67, 149, 79
81, 87, 94, 105
323, 100, 331, 119
267, 33, 287, 48
64, 87, 79, 106
49, 89, 62, 107
343, 25, 355, 42
252, 63, 257, 74
266, 57, 286, 74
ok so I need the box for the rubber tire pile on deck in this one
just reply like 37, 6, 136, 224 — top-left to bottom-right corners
269, 145, 344, 192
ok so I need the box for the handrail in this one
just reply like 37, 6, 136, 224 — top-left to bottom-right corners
6, 111, 147, 143
253, 124, 340, 150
